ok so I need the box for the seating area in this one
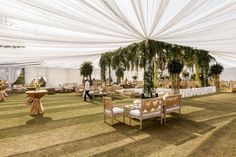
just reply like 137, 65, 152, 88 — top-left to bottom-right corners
0, 93, 235, 156
1, 1, 236, 156
103, 94, 182, 130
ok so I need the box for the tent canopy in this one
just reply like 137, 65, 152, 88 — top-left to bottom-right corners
0, 0, 236, 68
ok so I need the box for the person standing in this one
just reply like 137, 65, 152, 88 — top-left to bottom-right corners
84, 79, 92, 101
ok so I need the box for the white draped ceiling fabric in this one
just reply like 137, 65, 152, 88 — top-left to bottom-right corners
0, 0, 236, 68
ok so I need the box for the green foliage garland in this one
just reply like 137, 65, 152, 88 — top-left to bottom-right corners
99, 39, 216, 97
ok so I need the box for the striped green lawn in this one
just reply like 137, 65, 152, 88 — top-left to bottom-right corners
0, 93, 235, 157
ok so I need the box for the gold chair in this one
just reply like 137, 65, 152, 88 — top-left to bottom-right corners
103, 97, 124, 125
164, 94, 182, 123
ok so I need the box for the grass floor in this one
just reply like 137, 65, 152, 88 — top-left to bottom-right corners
0, 92, 235, 157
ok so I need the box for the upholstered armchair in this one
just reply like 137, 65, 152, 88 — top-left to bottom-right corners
103, 97, 124, 125
164, 94, 182, 123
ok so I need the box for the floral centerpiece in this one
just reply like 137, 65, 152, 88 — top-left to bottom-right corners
32, 82, 41, 90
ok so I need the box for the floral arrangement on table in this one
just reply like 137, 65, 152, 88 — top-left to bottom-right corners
32, 82, 41, 90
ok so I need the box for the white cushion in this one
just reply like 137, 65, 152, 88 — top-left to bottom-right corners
105, 107, 124, 115
130, 109, 161, 119
133, 99, 141, 104
133, 99, 141, 107
166, 106, 180, 113
129, 109, 140, 117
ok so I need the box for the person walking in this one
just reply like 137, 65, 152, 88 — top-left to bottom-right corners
84, 79, 92, 101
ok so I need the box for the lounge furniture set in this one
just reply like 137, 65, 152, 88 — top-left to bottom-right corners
103, 94, 182, 129
76, 84, 121, 97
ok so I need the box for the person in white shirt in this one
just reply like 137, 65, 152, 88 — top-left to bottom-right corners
84, 79, 92, 101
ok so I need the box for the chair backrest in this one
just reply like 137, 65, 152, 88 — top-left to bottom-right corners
103, 97, 113, 111
140, 97, 163, 113
165, 94, 181, 108
93, 81, 98, 90
110, 86, 117, 92
75, 85, 84, 92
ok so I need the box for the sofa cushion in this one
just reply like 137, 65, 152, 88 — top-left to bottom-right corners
133, 99, 141, 105
130, 109, 161, 119
166, 106, 180, 113
129, 109, 140, 117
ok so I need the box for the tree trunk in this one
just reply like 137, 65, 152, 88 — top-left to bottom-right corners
108, 66, 111, 86
177, 75, 180, 94
195, 64, 201, 87
117, 76, 121, 84
171, 73, 180, 94
153, 59, 158, 88
143, 40, 153, 98
144, 67, 152, 98
203, 66, 209, 87
171, 74, 175, 93
214, 74, 220, 92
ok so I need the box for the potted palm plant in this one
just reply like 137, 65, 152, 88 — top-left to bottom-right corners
167, 59, 184, 94
182, 71, 189, 80
80, 61, 94, 81
115, 67, 124, 84
210, 63, 224, 92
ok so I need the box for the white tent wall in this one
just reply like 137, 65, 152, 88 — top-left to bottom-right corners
25, 67, 83, 87
91, 69, 101, 80
220, 68, 236, 81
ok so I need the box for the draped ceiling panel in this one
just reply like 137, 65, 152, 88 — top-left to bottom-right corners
0, 0, 236, 68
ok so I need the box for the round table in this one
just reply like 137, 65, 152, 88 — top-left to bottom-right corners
26, 90, 48, 116
26, 87, 37, 102
26, 87, 36, 91
0, 86, 8, 101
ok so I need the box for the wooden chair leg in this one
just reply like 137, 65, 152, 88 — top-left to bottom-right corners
160, 116, 163, 124
111, 115, 113, 125
123, 114, 125, 123
129, 117, 131, 126
164, 113, 167, 123
104, 114, 106, 122
140, 120, 142, 130
179, 109, 181, 117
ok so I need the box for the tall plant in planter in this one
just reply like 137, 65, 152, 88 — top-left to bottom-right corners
99, 53, 108, 84
100, 52, 113, 85
167, 59, 184, 94
115, 67, 124, 84
106, 53, 113, 85
80, 61, 94, 81
182, 70, 189, 80
210, 63, 224, 91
